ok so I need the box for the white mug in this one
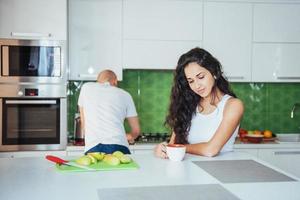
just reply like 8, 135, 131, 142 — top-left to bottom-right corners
166, 144, 186, 161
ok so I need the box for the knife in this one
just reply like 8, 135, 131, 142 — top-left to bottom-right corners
45, 155, 96, 171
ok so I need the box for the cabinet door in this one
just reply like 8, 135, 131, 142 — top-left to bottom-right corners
253, 4, 300, 42
69, 0, 122, 80
258, 149, 300, 178
0, 0, 66, 40
234, 148, 258, 158
123, 40, 202, 69
123, 0, 202, 41
123, 0, 202, 69
252, 44, 300, 82
203, 2, 252, 82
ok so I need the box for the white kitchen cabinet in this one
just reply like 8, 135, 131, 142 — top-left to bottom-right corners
0, 0, 66, 40
233, 148, 258, 157
123, 0, 202, 69
203, 2, 252, 82
252, 43, 300, 82
69, 0, 123, 80
123, 40, 202, 69
253, 4, 300, 43
258, 148, 300, 178
123, 0, 202, 41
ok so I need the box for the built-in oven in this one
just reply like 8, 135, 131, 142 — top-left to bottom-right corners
0, 84, 67, 151
0, 39, 66, 84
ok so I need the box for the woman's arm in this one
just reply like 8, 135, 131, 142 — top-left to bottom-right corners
185, 98, 244, 157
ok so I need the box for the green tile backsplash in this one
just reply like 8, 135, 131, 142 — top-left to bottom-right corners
67, 70, 300, 138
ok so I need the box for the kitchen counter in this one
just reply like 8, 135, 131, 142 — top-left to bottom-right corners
66, 140, 300, 152
0, 152, 299, 200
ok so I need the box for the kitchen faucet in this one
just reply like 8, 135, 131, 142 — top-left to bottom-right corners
290, 103, 300, 118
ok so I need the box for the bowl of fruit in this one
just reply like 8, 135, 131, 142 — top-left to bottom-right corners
245, 134, 264, 143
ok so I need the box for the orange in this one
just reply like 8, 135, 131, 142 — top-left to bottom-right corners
254, 130, 262, 135
263, 130, 273, 138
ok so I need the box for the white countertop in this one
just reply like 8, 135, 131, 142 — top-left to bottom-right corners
66, 141, 300, 152
0, 152, 299, 200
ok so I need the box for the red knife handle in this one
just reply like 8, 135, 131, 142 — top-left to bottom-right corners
46, 155, 68, 164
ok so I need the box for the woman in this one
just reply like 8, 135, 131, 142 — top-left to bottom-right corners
155, 47, 244, 158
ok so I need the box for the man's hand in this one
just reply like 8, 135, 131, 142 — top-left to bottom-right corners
126, 134, 135, 144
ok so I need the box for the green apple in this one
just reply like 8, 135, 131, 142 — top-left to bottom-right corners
112, 151, 124, 159
103, 155, 120, 166
87, 152, 105, 161
119, 155, 132, 164
247, 130, 254, 135
75, 155, 91, 166
87, 154, 97, 164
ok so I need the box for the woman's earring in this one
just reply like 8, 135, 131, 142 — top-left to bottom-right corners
213, 75, 217, 80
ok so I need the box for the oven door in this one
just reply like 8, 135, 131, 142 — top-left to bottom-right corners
0, 98, 67, 151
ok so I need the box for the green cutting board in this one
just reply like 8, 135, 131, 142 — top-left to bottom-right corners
56, 160, 139, 172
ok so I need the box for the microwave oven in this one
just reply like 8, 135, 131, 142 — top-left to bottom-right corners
0, 39, 66, 84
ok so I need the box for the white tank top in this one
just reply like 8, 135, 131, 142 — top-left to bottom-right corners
187, 94, 239, 152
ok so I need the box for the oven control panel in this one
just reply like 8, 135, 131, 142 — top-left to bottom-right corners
24, 88, 39, 96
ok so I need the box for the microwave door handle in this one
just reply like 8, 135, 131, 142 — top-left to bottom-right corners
2, 46, 9, 76
5, 100, 57, 104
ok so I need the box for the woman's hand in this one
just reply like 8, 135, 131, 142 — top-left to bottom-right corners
154, 142, 168, 159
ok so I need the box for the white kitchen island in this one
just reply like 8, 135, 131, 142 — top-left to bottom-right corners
0, 152, 299, 200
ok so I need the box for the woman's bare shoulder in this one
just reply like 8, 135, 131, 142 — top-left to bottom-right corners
225, 97, 244, 113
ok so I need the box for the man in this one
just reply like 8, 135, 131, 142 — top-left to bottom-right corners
78, 70, 140, 154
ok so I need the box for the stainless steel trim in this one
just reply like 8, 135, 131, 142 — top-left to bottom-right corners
277, 76, 300, 80
0, 84, 66, 98
274, 151, 300, 155
11, 32, 52, 38
0, 98, 2, 149
2, 46, 9, 76
0, 39, 66, 84
5, 100, 57, 104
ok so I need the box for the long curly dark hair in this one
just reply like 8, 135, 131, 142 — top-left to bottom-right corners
165, 47, 236, 144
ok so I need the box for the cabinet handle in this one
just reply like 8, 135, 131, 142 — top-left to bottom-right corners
277, 76, 300, 80
11, 32, 52, 38
78, 74, 97, 78
274, 151, 300, 155
227, 76, 244, 80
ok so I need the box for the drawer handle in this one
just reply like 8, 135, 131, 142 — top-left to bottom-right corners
274, 151, 300, 155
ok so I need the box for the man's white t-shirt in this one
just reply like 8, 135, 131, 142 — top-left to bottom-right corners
78, 82, 137, 153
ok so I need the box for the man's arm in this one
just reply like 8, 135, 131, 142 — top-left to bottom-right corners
126, 116, 140, 143
79, 106, 85, 136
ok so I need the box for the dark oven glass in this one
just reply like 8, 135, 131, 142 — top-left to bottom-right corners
2, 98, 60, 145
3, 45, 61, 77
